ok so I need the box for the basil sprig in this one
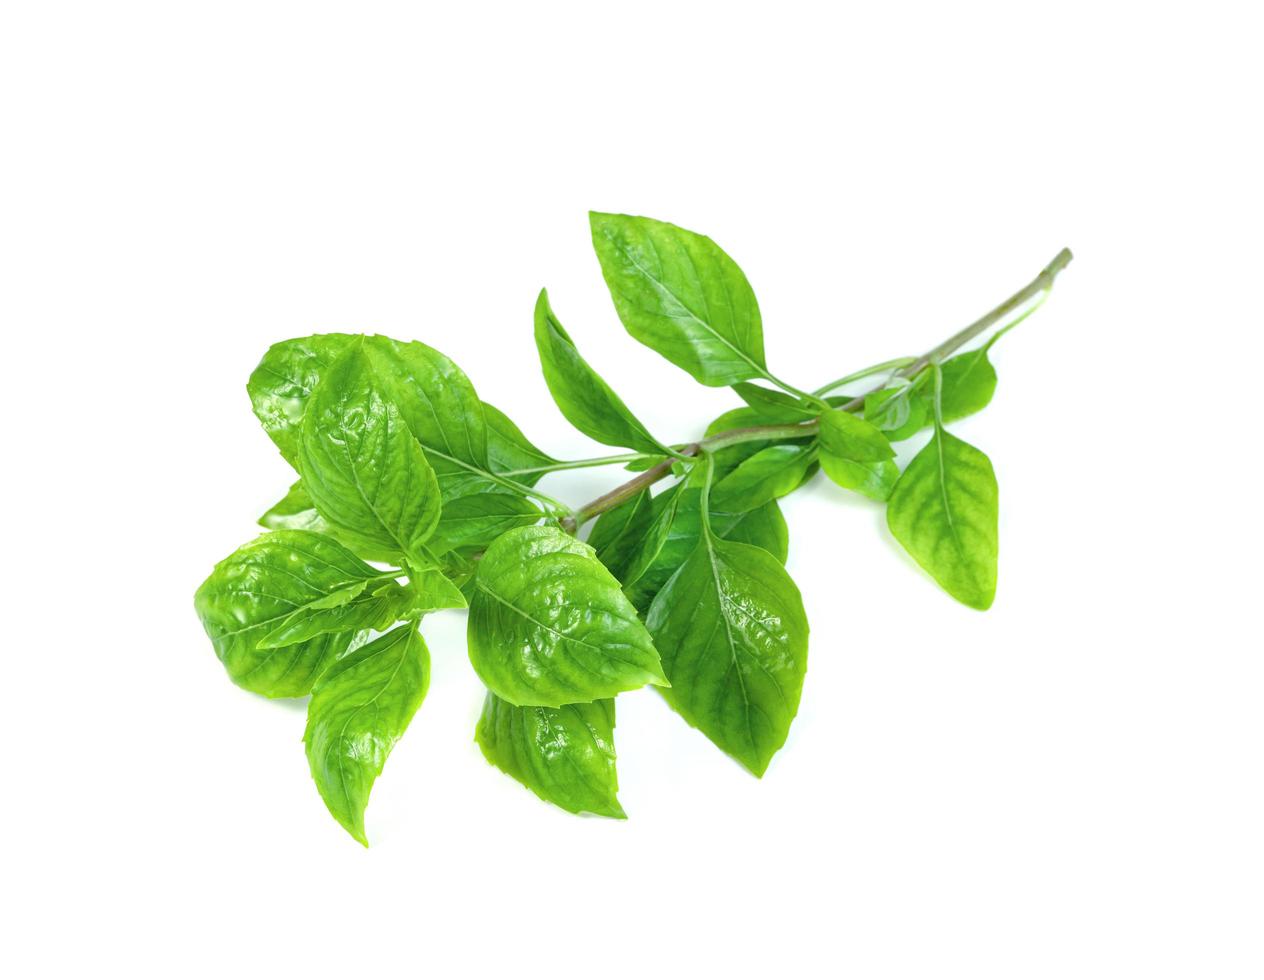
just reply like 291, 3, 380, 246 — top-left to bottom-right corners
197, 213, 1072, 843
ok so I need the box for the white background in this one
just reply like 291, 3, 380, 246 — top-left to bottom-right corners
3, 2, 1261, 977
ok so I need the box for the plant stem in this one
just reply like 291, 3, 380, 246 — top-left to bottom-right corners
501, 452, 653, 476
562, 247, 1072, 531
812, 357, 918, 397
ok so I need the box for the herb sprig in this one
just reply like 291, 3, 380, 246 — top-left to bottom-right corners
196, 213, 1072, 843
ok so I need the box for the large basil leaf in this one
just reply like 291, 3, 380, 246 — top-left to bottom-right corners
429, 493, 541, 554
304, 623, 429, 846
248, 334, 355, 464
194, 530, 394, 697
711, 444, 816, 512
886, 428, 999, 609
590, 212, 765, 386
646, 535, 809, 776
483, 401, 556, 486
299, 343, 442, 563
817, 409, 899, 502
586, 488, 655, 581
475, 693, 625, 818
467, 525, 667, 707
534, 289, 667, 454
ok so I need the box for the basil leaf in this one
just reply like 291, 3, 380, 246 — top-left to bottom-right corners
711, 444, 816, 512
719, 501, 790, 562
476, 693, 625, 818
590, 212, 765, 386
248, 334, 355, 464
618, 483, 684, 591
586, 489, 654, 581
864, 386, 930, 442
258, 581, 408, 649
483, 401, 556, 486
731, 383, 817, 422
937, 347, 998, 423
404, 569, 468, 614
646, 535, 809, 776
817, 409, 899, 501
299, 343, 442, 563
194, 530, 392, 697
467, 525, 667, 707
304, 622, 429, 845
887, 428, 999, 609
429, 492, 541, 554
534, 289, 668, 455
258, 480, 329, 533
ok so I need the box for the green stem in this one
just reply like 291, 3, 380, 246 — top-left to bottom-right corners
812, 357, 918, 397
500, 452, 654, 476
697, 453, 716, 540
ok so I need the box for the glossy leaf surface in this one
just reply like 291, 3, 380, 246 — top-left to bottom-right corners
193, 530, 389, 697
534, 289, 667, 454
248, 333, 355, 464
887, 428, 999, 609
299, 343, 441, 562
646, 535, 809, 775
711, 444, 816, 512
586, 488, 655, 582
428, 492, 541, 554
590, 212, 765, 386
305, 623, 429, 845
817, 409, 899, 501
476, 693, 624, 818
467, 525, 667, 707
483, 401, 556, 485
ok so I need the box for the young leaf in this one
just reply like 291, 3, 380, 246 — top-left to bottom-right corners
299, 343, 442, 563
864, 385, 930, 442
585, 488, 655, 581
534, 289, 668, 455
193, 530, 393, 697
731, 383, 817, 422
646, 534, 809, 776
475, 693, 625, 818
483, 401, 556, 485
617, 483, 684, 592
710, 444, 816, 512
467, 525, 667, 707
886, 427, 999, 609
304, 623, 429, 845
428, 492, 541, 554
817, 409, 899, 501
258, 582, 408, 649
258, 480, 327, 533
404, 568, 468, 614
937, 347, 998, 423
248, 334, 356, 464
590, 212, 765, 386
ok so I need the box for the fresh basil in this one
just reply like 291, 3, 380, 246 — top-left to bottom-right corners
476, 693, 625, 818
467, 525, 668, 707
711, 443, 816, 512
304, 623, 429, 845
817, 408, 899, 501
586, 488, 655, 582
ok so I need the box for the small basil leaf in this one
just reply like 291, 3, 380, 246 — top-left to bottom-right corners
429, 492, 541, 554
258, 582, 407, 649
710, 444, 816, 512
586, 489, 654, 581
646, 535, 809, 776
534, 289, 668, 455
716, 500, 790, 563
193, 530, 390, 697
483, 401, 556, 486
299, 343, 442, 563
258, 480, 327, 533
886, 428, 999, 609
590, 212, 765, 386
817, 409, 899, 501
248, 334, 356, 464
403, 568, 468, 614
476, 693, 625, 818
864, 386, 930, 442
467, 525, 667, 707
819, 455, 899, 502
937, 347, 998, 423
304, 623, 429, 845
618, 483, 684, 592
731, 383, 817, 422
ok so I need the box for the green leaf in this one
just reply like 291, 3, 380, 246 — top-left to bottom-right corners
590, 212, 765, 386
864, 385, 930, 442
711, 444, 816, 512
475, 693, 625, 818
467, 525, 667, 707
299, 342, 442, 563
617, 483, 684, 591
586, 489, 655, 581
534, 289, 667, 454
937, 347, 998, 423
429, 493, 542, 554
193, 530, 393, 697
258, 480, 330, 533
731, 383, 817, 422
258, 581, 409, 649
817, 409, 899, 502
886, 427, 999, 609
248, 334, 355, 464
483, 401, 556, 486
646, 535, 809, 776
403, 568, 468, 614
304, 623, 429, 845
